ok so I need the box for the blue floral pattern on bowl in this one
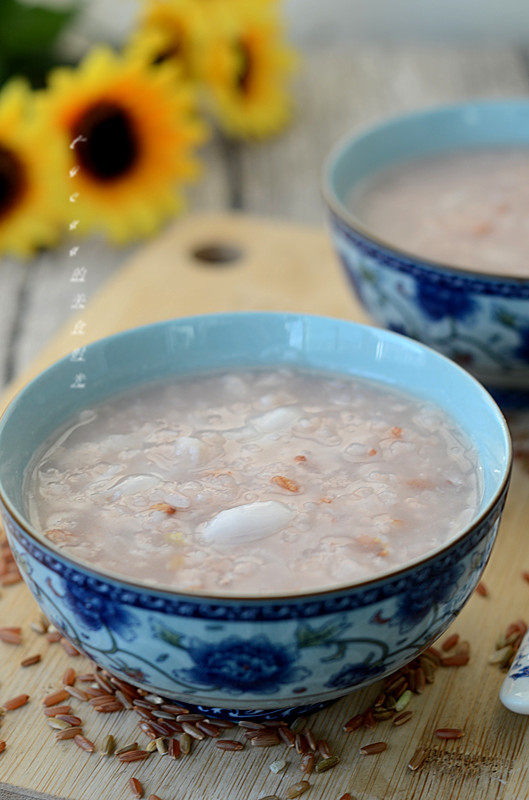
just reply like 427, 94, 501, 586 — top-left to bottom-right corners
331, 213, 529, 405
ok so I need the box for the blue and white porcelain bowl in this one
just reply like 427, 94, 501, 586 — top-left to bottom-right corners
0, 313, 511, 720
323, 99, 529, 408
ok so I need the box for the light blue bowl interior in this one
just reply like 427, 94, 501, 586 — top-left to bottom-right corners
0, 313, 510, 551
326, 99, 529, 214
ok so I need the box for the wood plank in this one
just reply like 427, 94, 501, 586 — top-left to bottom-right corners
239, 45, 529, 221
0, 212, 528, 800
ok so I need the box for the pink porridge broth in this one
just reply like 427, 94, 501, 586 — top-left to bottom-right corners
350, 147, 529, 276
25, 368, 481, 596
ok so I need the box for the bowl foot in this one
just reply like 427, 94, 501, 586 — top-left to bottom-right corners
169, 697, 340, 722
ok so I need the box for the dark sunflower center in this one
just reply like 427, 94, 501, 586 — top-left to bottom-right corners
73, 102, 139, 181
0, 144, 26, 220
153, 39, 183, 65
235, 41, 253, 94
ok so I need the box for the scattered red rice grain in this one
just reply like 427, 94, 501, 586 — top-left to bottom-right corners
181, 721, 205, 740
56, 714, 82, 726
46, 631, 61, 643
43, 689, 69, 707
55, 726, 83, 740
196, 720, 220, 737
441, 633, 460, 651
343, 714, 363, 733
168, 738, 181, 759
415, 667, 426, 693
278, 726, 296, 747
363, 709, 375, 729
305, 729, 316, 752
360, 741, 387, 755
147, 796, 162, 800
65, 686, 88, 701
285, 781, 310, 799
0, 572, 22, 586
215, 739, 244, 751
506, 619, 528, 638
441, 654, 469, 667
62, 667, 76, 686
128, 777, 143, 798
393, 711, 413, 726
4, 693, 29, 710
408, 747, 427, 771
0, 741, 6, 754
425, 646, 442, 663
118, 749, 150, 763
294, 455, 307, 462
476, 581, 489, 597
74, 734, 95, 752
435, 728, 464, 740
77, 673, 95, 682
115, 743, 139, 756
20, 653, 41, 667
522, 571, 529, 584
318, 739, 332, 758
301, 753, 315, 774
0, 629, 22, 645
43, 704, 72, 717
251, 731, 281, 748
295, 733, 309, 755
60, 638, 80, 656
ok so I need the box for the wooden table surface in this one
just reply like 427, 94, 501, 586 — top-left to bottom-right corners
2, 42, 529, 800
0, 43, 528, 390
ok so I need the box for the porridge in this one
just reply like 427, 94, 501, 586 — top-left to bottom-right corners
349, 148, 529, 276
25, 368, 481, 596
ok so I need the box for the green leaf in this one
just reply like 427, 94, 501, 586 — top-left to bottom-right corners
3, 51, 75, 88
296, 618, 349, 649
152, 622, 183, 649
0, 0, 77, 58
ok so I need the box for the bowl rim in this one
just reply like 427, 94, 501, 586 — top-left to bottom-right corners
322, 97, 529, 284
0, 311, 513, 602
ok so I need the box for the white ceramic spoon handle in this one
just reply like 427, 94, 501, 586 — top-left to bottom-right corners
500, 629, 529, 714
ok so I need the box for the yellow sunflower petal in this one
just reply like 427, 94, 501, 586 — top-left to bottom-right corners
40, 46, 206, 243
195, 2, 298, 139
0, 80, 65, 259
129, 0, 234, 78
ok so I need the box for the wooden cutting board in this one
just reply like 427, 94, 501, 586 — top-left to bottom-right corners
0, 213, 528, 800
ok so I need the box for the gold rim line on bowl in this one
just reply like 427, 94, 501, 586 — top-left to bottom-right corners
0, 312, 514, 602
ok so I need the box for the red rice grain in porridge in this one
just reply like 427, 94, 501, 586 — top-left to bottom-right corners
349, 148, 529, 276
25, 368, 481, 595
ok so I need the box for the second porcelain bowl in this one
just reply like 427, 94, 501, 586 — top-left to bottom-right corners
324, 99, 529, 407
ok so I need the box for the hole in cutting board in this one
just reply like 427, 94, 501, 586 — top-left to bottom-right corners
191, 242, 243, 266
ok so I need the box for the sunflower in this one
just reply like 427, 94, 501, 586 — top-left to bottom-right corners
41, 47, 206, 243
196, 4, 297, 138
0, 80, 65, 259
128, 0, 232, 78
